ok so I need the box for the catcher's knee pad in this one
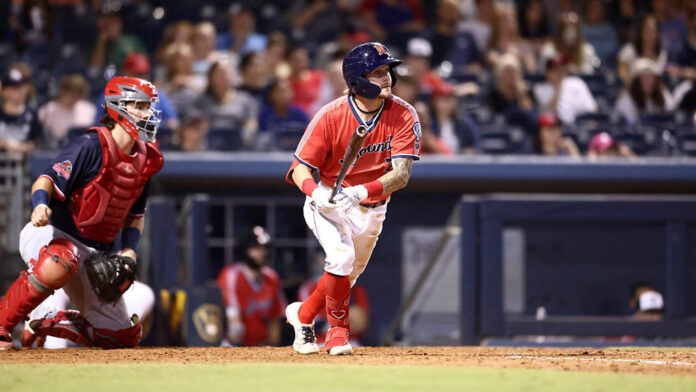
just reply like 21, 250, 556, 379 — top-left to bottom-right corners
324, 244, 355, 277
32, 239, 80, 291
93, 322, 143, 349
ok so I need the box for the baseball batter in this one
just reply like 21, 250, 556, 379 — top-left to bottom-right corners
0, 76, 163, 350
285, 42, 421, 355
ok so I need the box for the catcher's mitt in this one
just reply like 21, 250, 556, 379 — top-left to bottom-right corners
85, 253, 137, 303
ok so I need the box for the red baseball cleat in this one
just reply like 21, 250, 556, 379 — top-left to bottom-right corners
325, 326, 353, 355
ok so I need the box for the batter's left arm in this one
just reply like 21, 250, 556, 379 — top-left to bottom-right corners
377, 157, 414, 195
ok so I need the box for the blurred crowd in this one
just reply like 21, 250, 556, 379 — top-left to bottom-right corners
1, 0, 696, 157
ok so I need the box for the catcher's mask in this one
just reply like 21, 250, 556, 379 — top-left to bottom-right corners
103, 76, 161, 142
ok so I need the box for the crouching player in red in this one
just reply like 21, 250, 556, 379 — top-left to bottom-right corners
0, 76, 164, 350
285, 42, 420, 355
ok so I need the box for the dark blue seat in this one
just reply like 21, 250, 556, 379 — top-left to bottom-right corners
155, 127, 177, 151
206, 128, 243, 151
479, 124, 529, 154
274, 130, 303, 151
613, 126, 663, 156
676, 127, 696, 156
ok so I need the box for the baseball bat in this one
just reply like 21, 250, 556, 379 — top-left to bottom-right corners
329, 125, 368, 203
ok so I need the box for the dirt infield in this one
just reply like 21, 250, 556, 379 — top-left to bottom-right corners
2, 346, 695, 376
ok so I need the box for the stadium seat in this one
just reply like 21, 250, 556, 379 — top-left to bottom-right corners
676, 127, 696, 156
613, 127, 663, 156
206, 128, 243, 151
478, 124, 530, 154
274, 130, 304, 151
155, 127, 177, 151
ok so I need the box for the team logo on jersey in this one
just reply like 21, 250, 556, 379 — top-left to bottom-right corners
52, 160, 72, 180
412, 122, 422, 142
340, 134, 393, 166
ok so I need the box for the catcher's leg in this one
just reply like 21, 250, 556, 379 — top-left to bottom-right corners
0, 239, 80, 349
25, 310, 143, 349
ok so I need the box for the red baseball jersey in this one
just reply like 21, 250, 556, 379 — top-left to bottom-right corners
286, 94, 421, 204
216, 263, 286, 346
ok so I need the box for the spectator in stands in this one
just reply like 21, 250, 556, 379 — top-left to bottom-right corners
392, 72, 420, 105
359, 0, 426, 52
517, 0, 551, 49
487, 53, 534, 114
609, 0, 640, 44
485, 4, 536, 75
263, 31, 290, 80
174, 110, 209, 152
238, 52, 269, 105
38, 74, 96, 150
89, 7, 146, 69
581, 0, 620, 69
617, 14, 667, 84
160, 43, 203, 121
155, 21, 194, 66
216, 5, 267, 55
541, 12, 600, 74
216, 226, 286, 347
7, 0, 52, 51
289, 0, 360, 53
629, 282, 664, 320
191, 22, 239, 86
533, 54, 598, 124
458, 0, 494, 54
430, 81, 479, 154
614, 58, 674, 125
298, 251, 370, 346
258, 78, 309, 151
673, 9, 696, 113
533, 113, 580, 156
287, 46, 326, 115
316, 51, 351, 107
404, 37, 480, 101
0, 66, 40, 154
195, 60, 258, 149
674, 8, 696, 83
587, 131, 636, 158
414, 101, 451, 154
425, 0, 481, 74
652, 0, 688, 64
94, 53, 179, 131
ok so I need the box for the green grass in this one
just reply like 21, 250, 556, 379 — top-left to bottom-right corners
1, 363, 695, 392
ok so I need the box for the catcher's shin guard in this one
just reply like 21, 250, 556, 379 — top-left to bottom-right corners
0, 272, 52, 343
0, 239, 80, 345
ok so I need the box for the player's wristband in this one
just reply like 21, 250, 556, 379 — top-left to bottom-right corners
122, 227, 141, 252
31, 189, 49, 209
363, 180, 383, 198
301, 178, 318, 197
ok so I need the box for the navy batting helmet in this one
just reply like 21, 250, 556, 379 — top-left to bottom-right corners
343, 42, 402, 99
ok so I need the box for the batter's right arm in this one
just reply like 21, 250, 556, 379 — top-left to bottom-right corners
30, 176, 54, 227
378, 157, 414, 195
291, 164, 335, 212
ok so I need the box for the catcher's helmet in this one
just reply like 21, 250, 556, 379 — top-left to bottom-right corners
103, 76, 161, 142
343, 42, 402, 99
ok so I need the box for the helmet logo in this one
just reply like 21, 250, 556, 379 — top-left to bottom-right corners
373, 44, 388, 56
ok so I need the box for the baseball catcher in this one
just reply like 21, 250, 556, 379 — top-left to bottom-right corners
0, 76, 163, 350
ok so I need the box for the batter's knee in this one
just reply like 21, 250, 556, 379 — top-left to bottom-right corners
324, 244, 355, 277
31, 238, 81, 291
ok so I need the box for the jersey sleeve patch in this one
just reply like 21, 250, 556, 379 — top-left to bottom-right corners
52, 160, 73, 180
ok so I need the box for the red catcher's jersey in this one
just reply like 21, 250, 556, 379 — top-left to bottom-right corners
216, 263, 286, 346
286, 94, 421, 204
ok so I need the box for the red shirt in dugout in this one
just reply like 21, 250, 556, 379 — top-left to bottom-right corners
286, 94, 421, 204
216, 263, 286, 346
